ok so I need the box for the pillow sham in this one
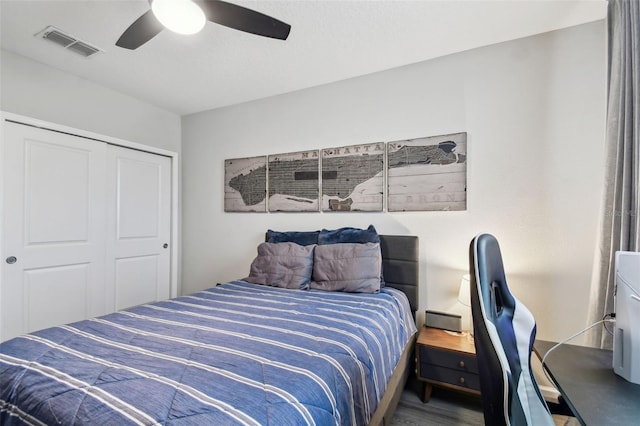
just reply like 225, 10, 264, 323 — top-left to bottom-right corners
266, 229, 319, 246
318, 225, 385, 287
317, 224, 380, 245
311, 242, 382, 293
244, 242, 315, 290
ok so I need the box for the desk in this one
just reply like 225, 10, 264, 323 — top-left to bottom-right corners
536, 340, 640, 426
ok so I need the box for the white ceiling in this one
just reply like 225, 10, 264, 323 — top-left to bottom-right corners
0, 0, 607, 116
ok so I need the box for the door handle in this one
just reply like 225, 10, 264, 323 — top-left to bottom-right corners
163, 243, 168, 249
6, 256, 17, 264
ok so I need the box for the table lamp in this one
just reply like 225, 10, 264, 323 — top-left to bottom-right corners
457, 274, 473, 335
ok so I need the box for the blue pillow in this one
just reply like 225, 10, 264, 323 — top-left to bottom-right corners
317, 225, 380, 245
267, 229, 319, 246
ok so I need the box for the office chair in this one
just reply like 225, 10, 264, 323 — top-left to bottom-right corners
469, 233, 567, 426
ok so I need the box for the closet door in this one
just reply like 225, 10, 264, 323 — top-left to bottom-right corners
106, 145, 171, 311
1, 122, 107, 341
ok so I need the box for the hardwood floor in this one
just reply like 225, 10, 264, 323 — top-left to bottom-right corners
391, 379, 484, 426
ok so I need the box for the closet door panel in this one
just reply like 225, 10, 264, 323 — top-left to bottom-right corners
107, 146, 171, 311
26, 141, 91, 243
1, 122, 107, 341
25, 264, 89, 332
115, 255, 159, 310
117, 158, 161, 238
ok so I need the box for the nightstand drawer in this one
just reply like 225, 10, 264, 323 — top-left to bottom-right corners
420, 346, 479, 374
422, 365, 481, 391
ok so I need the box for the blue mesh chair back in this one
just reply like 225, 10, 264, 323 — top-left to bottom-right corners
469, 234, 554, 426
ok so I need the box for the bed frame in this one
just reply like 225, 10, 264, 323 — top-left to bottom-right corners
3, 233, 418, 426
368, 234, 419, 426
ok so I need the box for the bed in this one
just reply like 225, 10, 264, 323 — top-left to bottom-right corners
0, 233, 418, 426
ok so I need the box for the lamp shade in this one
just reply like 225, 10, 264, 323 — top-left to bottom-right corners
152, 0, 206, 35
457, 274, 471, 307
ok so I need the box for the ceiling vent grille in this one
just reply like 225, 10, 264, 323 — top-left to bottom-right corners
36, 26, 102, 58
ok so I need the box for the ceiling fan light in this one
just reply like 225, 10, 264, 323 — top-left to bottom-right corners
151, 0, 206, 35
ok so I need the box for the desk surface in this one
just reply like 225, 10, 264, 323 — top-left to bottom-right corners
536, 340, 640, 426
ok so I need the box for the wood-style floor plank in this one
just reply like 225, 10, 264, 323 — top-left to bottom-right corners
391, 381, 484, 426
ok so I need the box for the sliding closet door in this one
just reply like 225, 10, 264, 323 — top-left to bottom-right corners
106, 145, 171, 311
1, 122, 107, 341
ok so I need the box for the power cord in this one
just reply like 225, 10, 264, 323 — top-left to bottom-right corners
602, 312, 616, 336
605, 312, 616, 319
540, 317, 616, 384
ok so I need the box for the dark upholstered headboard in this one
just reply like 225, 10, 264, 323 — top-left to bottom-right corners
379, 235, 419, 314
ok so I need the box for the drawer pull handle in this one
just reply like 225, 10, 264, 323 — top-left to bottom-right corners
459, 377, 466, 384
459, 361, 465, 368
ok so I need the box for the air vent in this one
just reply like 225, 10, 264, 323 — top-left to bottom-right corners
35, 26, 103, 58
67, 40, 101, 57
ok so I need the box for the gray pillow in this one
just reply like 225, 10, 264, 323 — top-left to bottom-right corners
311, 243, 382, 293
317, 225, 385, 287
244, 242, 315, 290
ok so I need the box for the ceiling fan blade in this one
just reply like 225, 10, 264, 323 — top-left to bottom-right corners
116, 9, 164, 50
198, 0, 291, 40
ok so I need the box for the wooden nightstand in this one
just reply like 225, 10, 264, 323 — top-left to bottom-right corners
416, 326, 481, 402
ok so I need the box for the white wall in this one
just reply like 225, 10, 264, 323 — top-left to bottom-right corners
182, 21, 606, 344
0, 49, 180, 152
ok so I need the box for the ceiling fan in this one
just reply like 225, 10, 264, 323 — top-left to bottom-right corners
116, 0, 291, 50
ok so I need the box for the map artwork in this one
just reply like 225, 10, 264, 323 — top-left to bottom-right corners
321, 143, 384, 212
268, 150, 320, 212
387, 132, 467, 211
224, 156, 267, 212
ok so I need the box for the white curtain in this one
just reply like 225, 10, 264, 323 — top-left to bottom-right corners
588, 0, 640, 349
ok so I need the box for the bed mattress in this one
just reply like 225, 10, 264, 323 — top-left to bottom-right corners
1, 280, 417, 425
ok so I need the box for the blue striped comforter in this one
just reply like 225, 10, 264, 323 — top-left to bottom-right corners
0, 281, 417, 425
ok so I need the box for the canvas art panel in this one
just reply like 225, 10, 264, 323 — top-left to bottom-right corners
321, 142, 384, 212
387, 132, 467, 211
268, 150, 320, 212
224, 156, 267, 212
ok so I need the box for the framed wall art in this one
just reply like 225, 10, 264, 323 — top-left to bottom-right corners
387, 132, 467, 212
224, 156, 267, 212
268, 150, 320, 212
321, 142, 384, 212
